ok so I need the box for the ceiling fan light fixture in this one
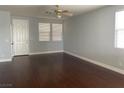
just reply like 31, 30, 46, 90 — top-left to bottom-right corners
57, 15, 62, 18
57, 13, 62, 18
45, 5, 73, 19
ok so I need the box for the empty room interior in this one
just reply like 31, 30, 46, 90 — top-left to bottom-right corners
1, 5, 124, 88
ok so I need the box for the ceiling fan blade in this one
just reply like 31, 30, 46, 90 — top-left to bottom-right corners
45, 11, 54, 15
62, 12, 73, 16
62, 10, 69, 13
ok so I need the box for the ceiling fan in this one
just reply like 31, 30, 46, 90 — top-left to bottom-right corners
46, 5, 73, 18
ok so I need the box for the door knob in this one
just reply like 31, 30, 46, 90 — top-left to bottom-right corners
11, 42, 14, 45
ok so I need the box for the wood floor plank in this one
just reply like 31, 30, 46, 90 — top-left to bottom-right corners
0, 52, 124, 87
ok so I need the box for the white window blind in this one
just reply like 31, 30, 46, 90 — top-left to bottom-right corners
39, 23, 50, 41
115, 11, 124, 48
52, 24, 62, 41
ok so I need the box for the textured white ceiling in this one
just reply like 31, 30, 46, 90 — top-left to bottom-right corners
42, 5, 103, 15
0, 5, 104, 19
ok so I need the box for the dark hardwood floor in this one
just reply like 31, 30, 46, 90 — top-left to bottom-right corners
0, 52, 124, 88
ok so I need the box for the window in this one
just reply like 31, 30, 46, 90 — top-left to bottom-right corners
52, 24, 62, 41
115, 11, 124, 48
38, 23, 63, 41
39, 23, 50, 41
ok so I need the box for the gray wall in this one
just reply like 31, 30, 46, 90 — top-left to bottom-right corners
0, 10, 63, 61
12, 16, 63, 54
29, 17, 63, 53
0, 11, 11, 60
64, 5, 124, 70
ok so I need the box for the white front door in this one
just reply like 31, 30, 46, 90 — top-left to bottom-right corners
12, 19, 29, 56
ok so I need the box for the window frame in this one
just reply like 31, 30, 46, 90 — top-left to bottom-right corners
115, 11, 124, 49
52, 23, 63, 41
38, 22, 63, 42
38, 22, 51, 42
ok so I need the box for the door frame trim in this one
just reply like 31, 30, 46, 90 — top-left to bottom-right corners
11, 17, 29, 56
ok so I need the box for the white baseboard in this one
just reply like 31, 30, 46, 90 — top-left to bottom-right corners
64, 51, 124, 75
30, 50, 64, 55
0, 58, 12, 62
